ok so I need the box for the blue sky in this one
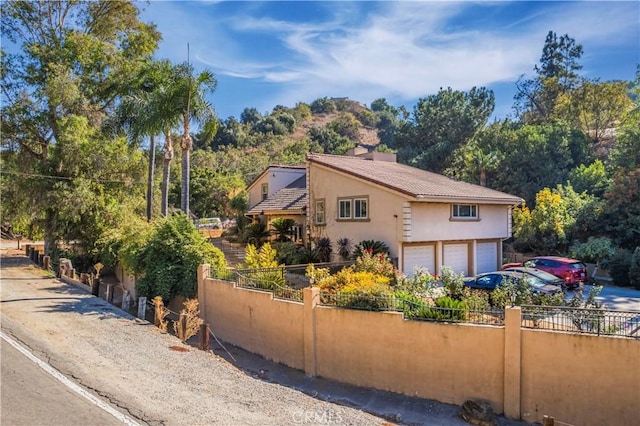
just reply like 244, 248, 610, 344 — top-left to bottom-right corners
142, 1, 639, 121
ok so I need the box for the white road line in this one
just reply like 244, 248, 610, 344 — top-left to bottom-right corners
0, 330, 141, 426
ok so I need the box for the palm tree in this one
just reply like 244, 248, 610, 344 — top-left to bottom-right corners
170, 62, 217, 216
104, 60, 179, 219
270, 218, 296, 242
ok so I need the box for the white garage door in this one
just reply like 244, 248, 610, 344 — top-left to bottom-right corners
476, 242, 498, 274
403, 245, 435, 277
443, 243, 468, 276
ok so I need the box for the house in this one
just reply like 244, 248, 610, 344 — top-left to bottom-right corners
246, 165, 307, 243
306, 151, 523, 277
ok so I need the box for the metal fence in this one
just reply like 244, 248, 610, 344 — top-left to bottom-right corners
318, 291, 505, 325
521, 305, 640, 338
233, 268, 304, 302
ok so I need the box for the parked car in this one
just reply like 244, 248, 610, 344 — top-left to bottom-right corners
502, 267, 565, 289
503, 256, 587, 289
463, 270, 562, 295
197, 217, 222, 229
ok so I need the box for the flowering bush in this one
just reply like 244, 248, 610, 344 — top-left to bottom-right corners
394, 266, 442, 299
354, 249, 395, 278
317, 267, 391, 293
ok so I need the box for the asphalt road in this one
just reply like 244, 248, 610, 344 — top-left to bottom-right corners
591, 284, 640, 311
1, 332, 130, 426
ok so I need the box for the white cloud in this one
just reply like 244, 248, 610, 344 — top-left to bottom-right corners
142, 1, 639, 116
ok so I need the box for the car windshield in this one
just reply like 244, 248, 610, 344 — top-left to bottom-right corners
507, 267, 559, 282
524, 276, 546, 288
526, 269, 561, 281
569, 262, 586, 269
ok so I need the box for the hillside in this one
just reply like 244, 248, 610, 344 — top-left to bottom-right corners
289, 98, 381, 149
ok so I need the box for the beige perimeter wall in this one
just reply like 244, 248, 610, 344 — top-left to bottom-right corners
521, 330, 640, 425
314, 307, 505, 407
198, 265, 639, 426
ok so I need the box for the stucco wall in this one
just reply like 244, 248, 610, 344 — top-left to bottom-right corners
200, 277, 305, 369
314, 307, 505, 408
198, 268, 639, 425
308, 163, 408, 258
520, 330, 640, 426
248, 167, 306, 209
409, 203, 510, 241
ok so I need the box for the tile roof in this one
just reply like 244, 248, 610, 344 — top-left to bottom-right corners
307, 153, 523, 204
247, 175, 307, 215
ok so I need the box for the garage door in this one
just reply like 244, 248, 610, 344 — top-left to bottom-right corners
443, 243, 468, 276
476, 242, 498, 274
403, 245, 435, 277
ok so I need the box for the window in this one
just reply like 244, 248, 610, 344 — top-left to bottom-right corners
452, 204, 478, 219
354, 198, 368, 219
338, 199, 351, 219
338, 196, 369, 221
261, 183, 268, 201
315, 200, 325, 224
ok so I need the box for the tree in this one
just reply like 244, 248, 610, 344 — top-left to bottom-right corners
310, 97, 336, 114
308, 126, 355, 155
468, 121, 591, 206
558, 78, 632, 144
513, 184, 594, 253
270, 218, 296, 242
168, 62, 218, 216
447, 140, 501, 187
104, 59, 178, 220
188, 154, 246, 219
609, 71, 640, 171
395, 87, 494, 173
601, 168, 640, 249
0, 0, 160, 255
514, 31, 583, 123
567, 160, 610, 197
240, 107, 262, 125
328, 113, 361, 141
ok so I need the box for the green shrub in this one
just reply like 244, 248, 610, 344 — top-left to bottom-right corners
315, 237, 332, 262
411, 296, 468, 321
491, 276, 533, 308
134, 214, 227, 301
609, 248, 632, 287
461, 287, 490, 311
310, 97, 336, 114
569, 237, 616, 266
243, 243, 281, 269
337, 271, 392, 311
394, 267, 441, 299
271, 241, 299, 265
394, 290, 428, 318
352, 240, 390, 258
337, 237, 352, 260
439, 266, 465, 300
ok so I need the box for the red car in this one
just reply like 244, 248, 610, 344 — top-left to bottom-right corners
502, 256, 588, 289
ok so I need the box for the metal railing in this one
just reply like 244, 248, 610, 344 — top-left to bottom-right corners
318, 291, 505, 325
234, 268, 303, 302
273, 283, 303, 302
521, 305, 640, 338
283, 261, 354, 277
